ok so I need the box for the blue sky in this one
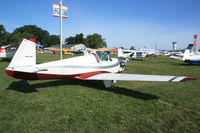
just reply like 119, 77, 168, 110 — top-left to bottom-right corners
1, 0, 200, 49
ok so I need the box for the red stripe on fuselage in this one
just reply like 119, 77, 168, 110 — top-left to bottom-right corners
5, 70, 109, 80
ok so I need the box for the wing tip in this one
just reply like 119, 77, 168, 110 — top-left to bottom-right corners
180, 77, 197, 82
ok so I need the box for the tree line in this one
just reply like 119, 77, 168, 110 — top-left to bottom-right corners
65, 33, 107, 48
0, 24, 107, 48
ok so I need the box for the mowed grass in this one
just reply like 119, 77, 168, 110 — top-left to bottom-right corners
0, 54, 200, 133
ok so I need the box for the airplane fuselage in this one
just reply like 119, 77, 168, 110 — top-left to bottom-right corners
0, 48, 16, 58
184, 52, 200, 64
5, 39, 196, 88
6, 53, 121, 80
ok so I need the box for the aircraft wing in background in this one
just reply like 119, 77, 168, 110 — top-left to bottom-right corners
169, 56, 183, 61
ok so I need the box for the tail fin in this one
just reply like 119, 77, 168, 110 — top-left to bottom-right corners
183, 49, 190, 61
8, 38, 36, 68
117, 48, 123, 58
187, 44, 193, 50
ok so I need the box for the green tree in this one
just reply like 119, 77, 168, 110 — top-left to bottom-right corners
12, 25, 50, 46
0, 34, 10, 46
74, 33, 85, 44
0, 25, 10, 46
10, 32, 34, 44
64, 33, 107, 48
65, 36, 75, 44
65, 33, 85, 44
130, 46, 135, 50
48, 35, 60, 45
86, 33, 107, 48
10, 32, 23, 43
0, 25, 6, 36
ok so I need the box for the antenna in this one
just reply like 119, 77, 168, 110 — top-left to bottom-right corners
59, 0, 63, 60
155, 43, 157, 50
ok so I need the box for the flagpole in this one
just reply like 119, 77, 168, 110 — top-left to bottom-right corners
59, 0, 63, 60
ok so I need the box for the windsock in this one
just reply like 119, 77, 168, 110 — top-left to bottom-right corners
194, 35, 198, 49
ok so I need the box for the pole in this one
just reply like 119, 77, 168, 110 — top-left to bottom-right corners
155, 43, 157, 50
60, 0, 63, 60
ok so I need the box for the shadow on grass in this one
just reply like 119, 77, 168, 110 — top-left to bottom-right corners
0, 58, 11, 62
7, 79, 158, 100
97, 86, 158, 100
172, 63, 200, 66
7, 80, 39, 93
80, 80, 158, 100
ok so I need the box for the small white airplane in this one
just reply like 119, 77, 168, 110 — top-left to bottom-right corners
173, 52, 184, 57
118, 48, 147, 59
5, 39, 196, 88
0, 45, 17, 59
170, 45, 200, 64
141, 48, 159, 56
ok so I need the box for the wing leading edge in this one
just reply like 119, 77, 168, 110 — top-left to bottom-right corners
86, 73, 196, 82
169, 56, 183, 61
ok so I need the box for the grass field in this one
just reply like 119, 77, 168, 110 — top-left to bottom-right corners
0, 54, 200, 133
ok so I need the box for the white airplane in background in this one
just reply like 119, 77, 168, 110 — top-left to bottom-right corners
5, 39, 196, 88
172, 52, 184, 57
170, 45, 200, 64
118, 48, 147, 59
0, 45, 17, 59
138, 48, 159, 56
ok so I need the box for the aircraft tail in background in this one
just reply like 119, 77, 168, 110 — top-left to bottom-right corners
117, 48, 124, 58
183, 49, 191, 61
117, 48, 133, 58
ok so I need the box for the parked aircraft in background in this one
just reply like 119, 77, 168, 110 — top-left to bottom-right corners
118, 48, 147, 59
137, 48, 159, 56
0, 45, 17, 59
183, 50, 200, 64
69, 50, 84, 55
172, 52, 184, 57
163, 51, 184, 57
170, 45, 200, 64
5, 39, 196, 88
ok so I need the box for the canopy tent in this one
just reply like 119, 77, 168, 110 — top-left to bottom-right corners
36, 44, 44, 48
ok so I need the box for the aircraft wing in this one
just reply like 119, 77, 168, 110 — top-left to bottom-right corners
169, 56, 183, 61
86, 73, 196, 82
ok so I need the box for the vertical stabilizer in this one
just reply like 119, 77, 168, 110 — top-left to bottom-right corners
183, 49, 190, 61
118, 48, 123, 58
8, 39, 36, 68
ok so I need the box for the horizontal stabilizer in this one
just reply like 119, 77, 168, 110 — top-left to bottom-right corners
11, 66, 39, 73
86, 73, 196, 82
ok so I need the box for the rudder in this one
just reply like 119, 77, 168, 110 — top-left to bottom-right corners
8, 38, 36, 68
